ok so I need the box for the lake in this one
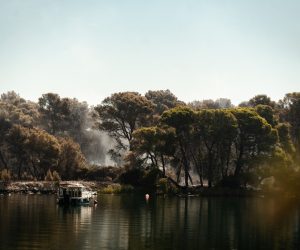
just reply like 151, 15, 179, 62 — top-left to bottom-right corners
0, 194, 299, 250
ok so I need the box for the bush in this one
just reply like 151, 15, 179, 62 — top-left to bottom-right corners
76, 165, 123, 181
140, 168, 161, 189
119, 168, 163, 190
217, 175, 242, 188
119, 168, 145, 186
99, 184, 134, 194
157, 178, 169, 193
157, 177, 179, 194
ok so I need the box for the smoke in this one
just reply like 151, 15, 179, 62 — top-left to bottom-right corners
83, 129, 116, 166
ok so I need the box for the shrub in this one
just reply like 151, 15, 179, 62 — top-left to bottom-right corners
119, 168, 144, 186
141, 168, 161, 189
100, 184, 134, 194
157, 177, 179, 194
157, 178, 169, 193
217, 175, 242, 188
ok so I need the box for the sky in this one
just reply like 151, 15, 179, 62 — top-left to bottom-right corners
0, 0, 299, 106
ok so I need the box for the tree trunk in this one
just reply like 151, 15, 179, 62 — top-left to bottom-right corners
208, 151, 213, 188
234, 144, 244, 176
161, 154, 166, 176
0, 150, 8, 169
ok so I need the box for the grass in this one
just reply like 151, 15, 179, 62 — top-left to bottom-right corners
98, 184, 134, 194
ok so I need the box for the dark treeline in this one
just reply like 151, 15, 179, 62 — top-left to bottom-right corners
0, 90, 300, 193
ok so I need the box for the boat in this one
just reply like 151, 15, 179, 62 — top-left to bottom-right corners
57, 182, 97, 205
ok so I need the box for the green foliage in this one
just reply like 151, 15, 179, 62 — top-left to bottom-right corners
230, 108, 278, 175
194, 109, 238, 186
119, 168, 145, 186
131, 126, 176, 170
276, 123, 295, 155
140, 168, 161, 189
95, 92, 154, 150
99, 184, 134, 194
280, 92, 300, 159
248, 94, 276, 108
6, 125, 61, 180
38, 93, 70, 135
119, 168, 162, 190
76, 165, 123, 181
58, 137, 87, 180
145, 89, 184, 115
1, 89, 299, 193
255, 104, 277, 127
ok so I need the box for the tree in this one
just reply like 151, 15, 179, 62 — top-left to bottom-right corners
255, 105, 277, 127
0, 115, 11, 169
25, 127, 61, 179
161, 106, 196, 187
5, 125, 30, 178
131, 126, 176, 175
0, 91, 39, 127
57, 137, 87, 180
230, 108, 278, 176
95, 92, 154, 150
248, 94, 276, 108
194, 109, 238, 187
38, 93, 70, 135
280, 92, 300, 157
188, 99, 219, 110
145, 89, 184, 115
5, 125, 61, 179
215, 98, 233, 109
276, 123, 295, 155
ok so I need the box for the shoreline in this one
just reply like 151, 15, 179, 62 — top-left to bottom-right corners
0, 181, 112, 194
0, 180, 267, 197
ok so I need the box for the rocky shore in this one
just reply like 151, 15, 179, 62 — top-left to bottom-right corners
0, 181, 112, 194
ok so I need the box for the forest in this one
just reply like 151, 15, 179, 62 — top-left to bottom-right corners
0, 90, 299, 194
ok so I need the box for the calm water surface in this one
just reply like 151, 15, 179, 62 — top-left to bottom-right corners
0, 194, 299, 250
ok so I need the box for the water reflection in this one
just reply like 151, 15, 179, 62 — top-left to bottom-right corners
0, 194, 299, 250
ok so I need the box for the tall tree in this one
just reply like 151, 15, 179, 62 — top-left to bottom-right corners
38, 93, 70, 135
57, 137, 87, 180
145, 89, 184, 115
194, 109, 238, 187
230, 108, 278, 176
255, 104, 277, 127
161, 106, 196, 187
95, 92, 154, 150
248, 94, 276, 108
280, 92, 300, 156
131, 126, 176, 175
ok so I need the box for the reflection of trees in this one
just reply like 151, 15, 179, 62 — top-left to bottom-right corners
125, 196, 300, 250
1, 194, 300, 250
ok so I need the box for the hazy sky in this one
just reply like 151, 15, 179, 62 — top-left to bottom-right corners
0, 0, 299, 105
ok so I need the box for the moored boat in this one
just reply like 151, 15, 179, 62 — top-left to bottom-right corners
57, 182, 97, 205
